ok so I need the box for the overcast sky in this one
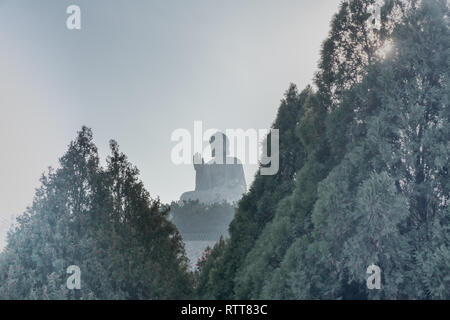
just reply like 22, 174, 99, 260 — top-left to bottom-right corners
0, 0, 341, 248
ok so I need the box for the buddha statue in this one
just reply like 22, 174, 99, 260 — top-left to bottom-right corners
180, 132, 246, 204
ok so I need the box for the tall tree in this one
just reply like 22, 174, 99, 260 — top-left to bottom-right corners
0, 127, 193, 299
196, 84, 310, 299
277, 0, 449, 299
201, 0, 413, 300
197, 0, 448, 300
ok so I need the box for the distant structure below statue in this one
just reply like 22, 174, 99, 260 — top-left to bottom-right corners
180, 132, 246, 204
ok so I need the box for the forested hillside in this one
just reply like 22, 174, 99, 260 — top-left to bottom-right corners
0, 0, 447, 300
196, 0, 449, 299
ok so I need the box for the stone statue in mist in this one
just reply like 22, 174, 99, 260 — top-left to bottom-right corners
180, 132, 246, 204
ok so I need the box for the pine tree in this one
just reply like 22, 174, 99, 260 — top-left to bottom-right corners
195, 84, 310, 299
281, 0, 449, 299
198, 0, 449, 300
221, 0, 412, 299
0, 127, 194, 299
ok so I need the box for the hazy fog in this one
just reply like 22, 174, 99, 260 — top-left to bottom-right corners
0, 0, 340, 248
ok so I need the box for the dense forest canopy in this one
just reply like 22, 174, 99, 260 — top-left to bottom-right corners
197, 0, 449, 300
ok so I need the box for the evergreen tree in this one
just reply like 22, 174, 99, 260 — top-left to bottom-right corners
195, 84, 310, 299
197, 0, 448, 300
195, 237, 229, 299
207, 0, 411, 299
278, 0, 449, 299
0, 127, 193, 299
233, 90, 333, 299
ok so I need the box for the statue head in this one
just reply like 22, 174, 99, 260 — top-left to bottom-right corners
209, 132, 230, 161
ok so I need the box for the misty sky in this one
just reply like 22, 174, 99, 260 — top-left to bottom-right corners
0, 0, 341, 247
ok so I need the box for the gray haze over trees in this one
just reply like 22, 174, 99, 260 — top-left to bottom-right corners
0, 0, 448, 300
0, 128, 193, 299
0, 0, 341, 248
197, 0, 450, 300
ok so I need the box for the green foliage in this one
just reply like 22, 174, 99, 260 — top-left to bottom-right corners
198, 0, 449, 300
233, 88, 336, 299
195, 237, 228, 299
279, 0, 450, 299
195, 84, 311, 299
0, 127, 193, 299
315, 0, 408, 107
1, 0, 448, 301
